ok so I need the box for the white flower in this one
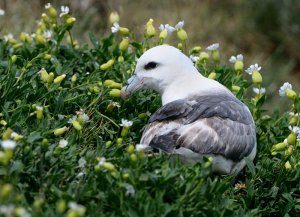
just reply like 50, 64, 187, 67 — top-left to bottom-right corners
136, 144, 150, 152
229, 54, 243, 63
120, 119, 133, 127
58, 139, 68, 148
43, 30, 53, 39
98, 157, 106, 166
45, 3, 51, 9
68, 115, 77, 124
245, 63, 261, 75
124, 184, 135, 197
289, 112, 299, 117
78, 157, 86, 168
14, 207, 30, 217
111, 22, 120, 33
190, 55, 199, 63
36, 106, 43, 111
159, 24, 175, 34
288, 126, 300, 135
111, 101, 121, 108
59, 6, 69, 17
11, 132, 18, 138
206, 43, 219, 51
279, 82, 293, 97
58, 114, 65, 120
175, 20, 184, 29
0, 204, 15, 215
0, 8, 5, 16
68, 202, 86, 212
1, 140, 17, 149
253, 87, 266, 95
76, 110, 89, 123
3, 33, 13, 42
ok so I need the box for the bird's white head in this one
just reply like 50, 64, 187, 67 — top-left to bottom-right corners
121, 45, 200, 99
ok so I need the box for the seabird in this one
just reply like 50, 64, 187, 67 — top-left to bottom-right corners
121, 45, 256, 175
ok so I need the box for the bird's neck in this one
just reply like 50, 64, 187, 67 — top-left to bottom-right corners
161, 73, 230, 105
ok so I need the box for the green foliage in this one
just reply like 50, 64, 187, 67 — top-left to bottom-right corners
0, 4, 300, 217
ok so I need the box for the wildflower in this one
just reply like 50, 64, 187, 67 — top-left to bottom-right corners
119, 37, 129, 52
60, 6, 69, 17
253, 87, 266, 95
120, 119, 133, 127
175, 20, 187, 41
145, 18, 156, 38
208, 72, 217, 80
229, 54, 244, 72
287, 126, 300, 145
206, 43, 219, 51
43, 30, 52, 39
245, 64, 262, 84
36, 106, 44, 120
68, 202, 86, 216
124, 184, 135, 197
53, 74, 66, 84
98, 157, 106, 166
78, 157, 86, 168
14, 207, 31, 217
0, 8, 5, 16
58, 114, 65, 120
199, 51, 209, 62
45, 3, 51, 9
190, 55, 199, 63
10, 132, 23, 141
100, 59, 114, 70
0, 204, 15, 216
76, 110, 89, 124
1, 140, 17, 149
58, 139, 68, 148
136, 144, 149, 152
3, 34, 13, 42
109, 11, 120, 24
111, 22, 120, 33
288, 126, 300, 135
279, 82, 297, 99
159, 24, 175, 40
109, 89, 121, 97
54, 126, 68, 136
66, 17, 76, 27
285, 161, 292, 170
289, 112, 299, 125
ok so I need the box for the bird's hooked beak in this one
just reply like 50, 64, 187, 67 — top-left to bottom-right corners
121, 74, 144, 99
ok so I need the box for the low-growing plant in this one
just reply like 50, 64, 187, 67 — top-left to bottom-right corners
0, 3, 300, 217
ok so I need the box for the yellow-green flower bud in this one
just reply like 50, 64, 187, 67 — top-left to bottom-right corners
54, 126, 68, 136
43, 54, 52, 60
118, 55, 124, 62
104, 80, 114, 87
109, 89, 121, 97
110, 82, 122, 89
39, 68, 49, 83
103, 162, 115, 171
12, 43, 23, 49
0, 120, 7, 126
145, 18, 156, 37
289, 116, 298, 125
138, 113, 148, 120
159, 29, 168, 40
105, 140, 112, 148
287, 132, 296, 145
56, 199, 66, 214
127, 144, 135, 154
177, 29, 187, 41
48, 72, 54, 83
271, 142, 286, 152
234, 61, 244, 72
11, 55, 17, 63
33, 197, 44, 210
208, 72, 217, 80
212, 50, 220, 62
285, 146, 293, 155
20, 32, 27, 42
231, 85, 241, 93
285, 89, 297, 100
199, 52, 209, 62
109, 12, 120, 24
119, 27, 129, 35
47, 6, 57, 19
42, 138, 48, 146
2, 128, 13, 140
36, 107, 44, 120
117, 138, 123, 145
8, 38, 17, 45
130, 153, 138, 162
252, 70, 262, 85
177, 43, 183, 50
122, 172, 130, 179
285, 161, 292, 170
72, 120, 82, 131
121, 127, 129, 137
100, 59, 114, 70
42, 13, 51, 24
66, 17, 76, 27
119, 37, 129, 52
71, 74, 77, 83
35, 34, 46, 45
94, 165, 101, 173
53, 74, 66, 84
0, 183, 13, 199
191, 46, 201, 53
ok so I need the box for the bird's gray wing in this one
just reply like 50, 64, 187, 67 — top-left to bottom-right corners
146, 94, 256, 161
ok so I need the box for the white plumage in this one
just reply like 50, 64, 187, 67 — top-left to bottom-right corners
121, 45, 256, 175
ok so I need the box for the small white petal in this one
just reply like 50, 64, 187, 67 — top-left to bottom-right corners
175, 20, 184, 29
59, 139, 68, 148
120, 119, 133, 127
229, 56, 237, 63
0, 8, 5, 16
1, 140, 17, 149
206, 43, 219, 51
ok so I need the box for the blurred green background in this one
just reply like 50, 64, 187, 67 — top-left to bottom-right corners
1, 0, 299, 106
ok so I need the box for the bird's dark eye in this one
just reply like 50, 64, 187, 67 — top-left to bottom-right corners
144, 61, 158, 70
